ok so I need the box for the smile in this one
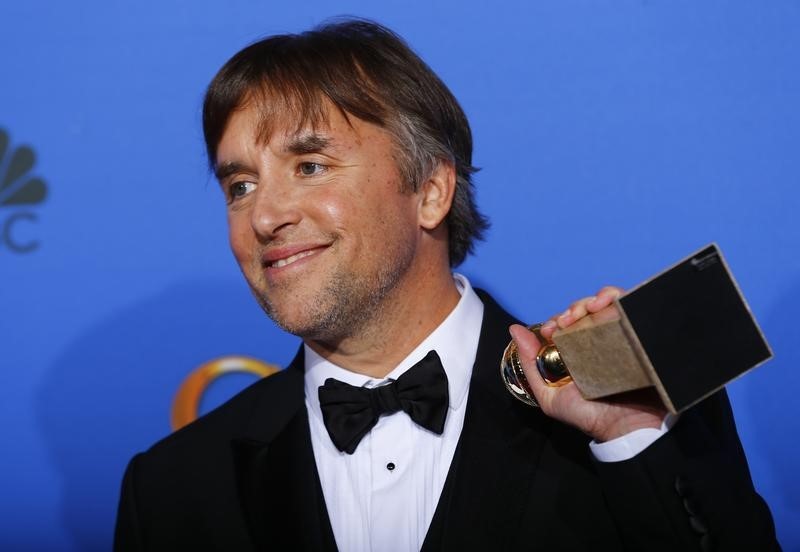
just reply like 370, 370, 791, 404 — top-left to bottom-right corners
267, 248, 321, 268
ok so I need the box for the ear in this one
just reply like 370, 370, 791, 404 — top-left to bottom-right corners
417, 161, 456, 230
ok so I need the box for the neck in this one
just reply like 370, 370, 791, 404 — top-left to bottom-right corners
305, 267, 461, 378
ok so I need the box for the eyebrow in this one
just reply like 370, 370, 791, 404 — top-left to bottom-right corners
214, 161, 250, 181
285, 133, 332, 155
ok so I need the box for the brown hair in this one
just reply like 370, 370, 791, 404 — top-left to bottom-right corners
202, 18, 489, 266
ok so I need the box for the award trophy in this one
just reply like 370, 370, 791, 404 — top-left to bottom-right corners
501, 244, 772, 413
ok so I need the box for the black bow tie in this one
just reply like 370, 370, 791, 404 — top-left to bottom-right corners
318, 350, 449, 454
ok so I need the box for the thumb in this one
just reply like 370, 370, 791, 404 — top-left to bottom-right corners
509, 324, 542, 362
508, 324, 555, 407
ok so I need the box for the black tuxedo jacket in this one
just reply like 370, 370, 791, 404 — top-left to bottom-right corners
115, 292, 779, 551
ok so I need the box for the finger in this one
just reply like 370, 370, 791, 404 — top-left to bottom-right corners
586, 286, 624, 313
557, 296, 597, 327
540, 319, 558, 340
510, 323, 542, 353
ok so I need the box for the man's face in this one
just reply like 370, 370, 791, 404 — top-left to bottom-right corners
215, 102, 424, 343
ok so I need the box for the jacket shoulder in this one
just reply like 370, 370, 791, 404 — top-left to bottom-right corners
144, 360, 304, 464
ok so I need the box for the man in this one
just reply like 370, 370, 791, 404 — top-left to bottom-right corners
115, 19, 779, 551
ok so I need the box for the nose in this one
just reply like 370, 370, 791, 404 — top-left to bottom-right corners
249, 180, 302, 239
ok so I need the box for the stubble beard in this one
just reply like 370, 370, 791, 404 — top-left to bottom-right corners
249, 239, 417, 345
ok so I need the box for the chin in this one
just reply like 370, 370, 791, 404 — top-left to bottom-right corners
254, 292, 328, 338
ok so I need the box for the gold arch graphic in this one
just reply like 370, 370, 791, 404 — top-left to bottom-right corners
171, 356, 280, 431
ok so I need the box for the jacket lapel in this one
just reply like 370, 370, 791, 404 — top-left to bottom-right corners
231, 349, 338, 551
423, 291, 553, 551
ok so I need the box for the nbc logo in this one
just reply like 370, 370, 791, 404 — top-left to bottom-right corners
0, 128, 48, 253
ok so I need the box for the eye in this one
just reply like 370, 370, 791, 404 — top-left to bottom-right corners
298, 162, 326, 176
228, 181, 256, 202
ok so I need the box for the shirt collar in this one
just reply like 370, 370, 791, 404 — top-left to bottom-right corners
304, 273, 484, 421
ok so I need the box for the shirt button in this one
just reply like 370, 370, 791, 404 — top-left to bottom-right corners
386, 462, 396, 471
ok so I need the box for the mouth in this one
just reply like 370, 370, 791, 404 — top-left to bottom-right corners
270, 249, 317, 268
262, 244, 330, 270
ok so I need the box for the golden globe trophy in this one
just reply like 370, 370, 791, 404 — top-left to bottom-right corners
501, 244, 773, 413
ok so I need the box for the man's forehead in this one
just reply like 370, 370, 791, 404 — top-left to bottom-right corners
237, 102, 357, 145
255, 89, 356, 136
219, 101, 378, 163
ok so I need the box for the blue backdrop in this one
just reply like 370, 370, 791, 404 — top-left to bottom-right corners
1, 1, 798, 549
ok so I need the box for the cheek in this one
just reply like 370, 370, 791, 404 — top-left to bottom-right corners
309, 171, 417, 242
317, 198, 347, 226
227, 214, 254, 261
312, 187, 369, 234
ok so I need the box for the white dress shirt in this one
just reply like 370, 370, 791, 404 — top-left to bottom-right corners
304, 274, 671, 552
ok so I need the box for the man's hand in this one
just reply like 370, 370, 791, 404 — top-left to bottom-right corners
509, 286, 668, 442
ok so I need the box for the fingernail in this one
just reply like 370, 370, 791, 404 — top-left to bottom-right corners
542, 320, 557, 330
558, 309, 571, 321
